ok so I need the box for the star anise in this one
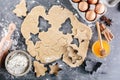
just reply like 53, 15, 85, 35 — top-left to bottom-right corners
100, 15, 107, 21
105, 19, 112, 26
100, 15, 112, 26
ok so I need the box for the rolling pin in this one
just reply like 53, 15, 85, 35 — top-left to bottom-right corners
0, 23, 16, 67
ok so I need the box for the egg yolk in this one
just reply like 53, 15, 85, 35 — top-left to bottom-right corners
92, 40, 110, 58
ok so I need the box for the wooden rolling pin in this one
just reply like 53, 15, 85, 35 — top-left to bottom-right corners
0, 23, 16, 67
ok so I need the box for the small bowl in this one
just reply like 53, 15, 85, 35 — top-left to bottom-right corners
5, 50, 32, 76
92, 40, 110, 58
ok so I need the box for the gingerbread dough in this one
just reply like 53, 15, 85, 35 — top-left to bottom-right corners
49, 63, 61, 75
21, 5, 92, 67
13, 0, 27, 17
33, 61, 47, 77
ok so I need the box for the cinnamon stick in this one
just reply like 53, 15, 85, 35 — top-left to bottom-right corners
100, 23, 114, 42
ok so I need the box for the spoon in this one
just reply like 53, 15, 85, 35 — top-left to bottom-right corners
96, 22, 106, 56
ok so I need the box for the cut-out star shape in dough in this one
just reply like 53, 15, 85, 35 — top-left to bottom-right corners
59, 18, 73, 34
29, 33, 40, 45
49, 63, 62, 75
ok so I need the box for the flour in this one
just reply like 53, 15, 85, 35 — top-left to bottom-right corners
7, 53, 28, 75
0, 23, 8, 38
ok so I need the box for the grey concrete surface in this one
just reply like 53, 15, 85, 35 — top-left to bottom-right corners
0, 0, 120, 80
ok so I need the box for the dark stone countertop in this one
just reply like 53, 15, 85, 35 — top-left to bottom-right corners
0, 0, 120, 80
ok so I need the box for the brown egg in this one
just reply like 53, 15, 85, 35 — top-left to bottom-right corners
88, 0, 98, 4
85, 10, 97, 21
72, 0, 81, 3
95, 3, 105, 14
78, 1, 89, 12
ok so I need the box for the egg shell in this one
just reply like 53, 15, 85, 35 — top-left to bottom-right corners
78, 1, 89, 12
72, 0, 81, 3
85, 10, 97, 21
88, 0, 98, 4
95, 3, 105, 14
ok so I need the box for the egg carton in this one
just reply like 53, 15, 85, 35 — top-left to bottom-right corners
70, 0, 120, 23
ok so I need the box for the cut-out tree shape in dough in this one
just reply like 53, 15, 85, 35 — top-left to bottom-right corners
21, 5, 92, 67
38, 16, 51, 32
59, 18, 73, 34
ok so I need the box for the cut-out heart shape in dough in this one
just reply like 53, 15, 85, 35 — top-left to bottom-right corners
21, 5, 92, 67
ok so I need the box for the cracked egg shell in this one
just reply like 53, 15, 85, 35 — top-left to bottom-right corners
78, 1, 89, 12
72, 0, 81, 3
95, 3, 105, 14
85, 10, 97, 21
88, 0, 98, 4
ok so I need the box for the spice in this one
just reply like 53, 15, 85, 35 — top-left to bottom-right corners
100, 23, 114, 42
100, 15, 112, 26
105, 19, 112, 26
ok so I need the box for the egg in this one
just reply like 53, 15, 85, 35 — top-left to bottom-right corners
85, 10, 97, 21
72, 0, 81, 3
95, 3, 105, 14
87, 0, 98, 4
78, 1, 89, 12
